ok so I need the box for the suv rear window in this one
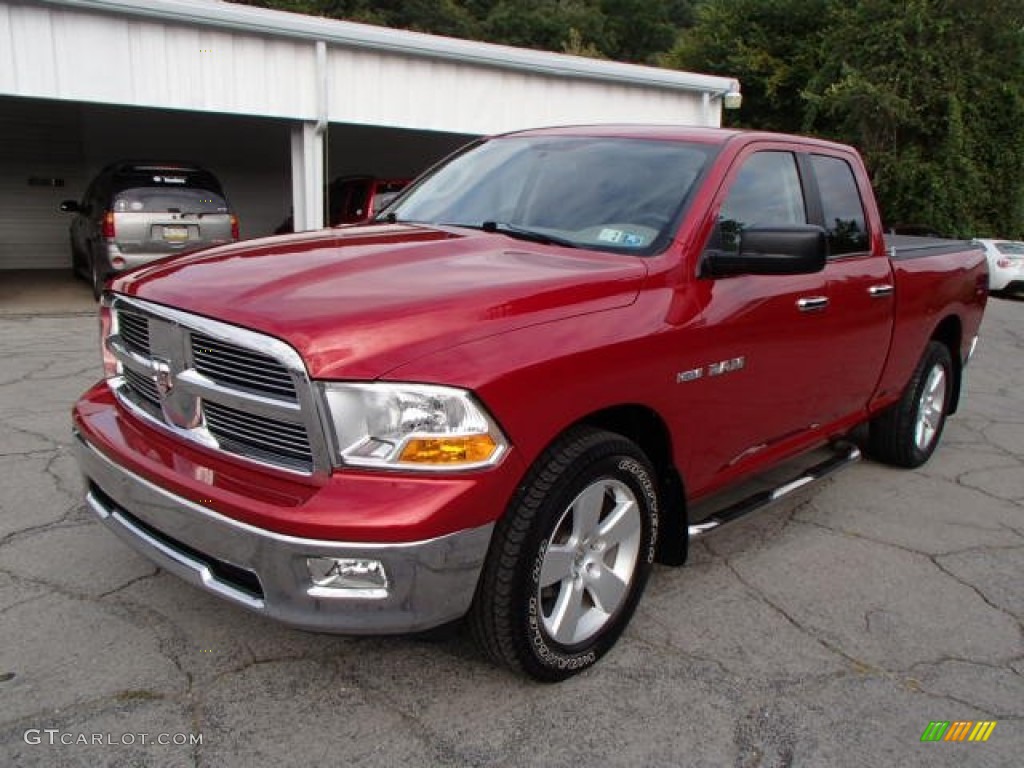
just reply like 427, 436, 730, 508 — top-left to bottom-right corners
113, 187, 229, 214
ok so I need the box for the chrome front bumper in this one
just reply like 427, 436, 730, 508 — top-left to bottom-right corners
74, 431, 493, 633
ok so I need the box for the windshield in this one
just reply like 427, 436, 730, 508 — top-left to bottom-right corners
387, 136, 715, 255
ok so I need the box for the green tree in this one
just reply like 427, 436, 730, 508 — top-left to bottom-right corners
804, 0, 1024, 237
670, 0, 1024, 238
599, 0, 694, 64
233, 0, 693, 63
481, 1, 608, 57
664, 0, 830, 132
236, 0, 481, 38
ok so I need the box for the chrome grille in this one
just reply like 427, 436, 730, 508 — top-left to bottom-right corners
191, 332, 297, 400
107, 296, 323, 476
122, 367, 160, 411
118, 311, 151, 356
204, 401, 313, 470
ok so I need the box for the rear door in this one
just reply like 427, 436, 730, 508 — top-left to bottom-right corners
803, 152, 893, 424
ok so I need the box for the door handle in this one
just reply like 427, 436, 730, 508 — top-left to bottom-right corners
868, 284, 894, 298
796, 296, 829, 312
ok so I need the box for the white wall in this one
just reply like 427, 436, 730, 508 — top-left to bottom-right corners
328, 48, 705, 135
0, 2, 319, 120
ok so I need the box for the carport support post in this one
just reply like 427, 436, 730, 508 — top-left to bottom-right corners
290, 121, 325, 231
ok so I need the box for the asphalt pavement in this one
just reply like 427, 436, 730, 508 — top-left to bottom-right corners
1, 274, 1021, 767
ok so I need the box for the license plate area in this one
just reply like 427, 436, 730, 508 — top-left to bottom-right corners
162, 225, 189, 244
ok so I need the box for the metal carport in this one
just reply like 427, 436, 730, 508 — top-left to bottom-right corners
0, 0, 741, 270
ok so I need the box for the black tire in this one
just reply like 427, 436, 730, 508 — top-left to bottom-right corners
469, 426, 659, 681
868, 341, 954, 468
90, 250, 107, 301
70, 238, 84, 280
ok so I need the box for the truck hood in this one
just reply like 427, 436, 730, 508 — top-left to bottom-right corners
116, 224, 646, 379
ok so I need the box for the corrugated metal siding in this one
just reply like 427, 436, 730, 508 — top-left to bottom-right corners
0, 0, 726, 269
331, 49, 702, 134
2, 2, 705, 132
1, 3, 318, 119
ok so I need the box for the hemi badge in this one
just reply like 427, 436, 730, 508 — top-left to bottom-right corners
677, 356, 746, 383
676, 368, 703, 383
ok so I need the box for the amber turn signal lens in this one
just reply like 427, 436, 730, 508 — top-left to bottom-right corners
399, 435, 498, 465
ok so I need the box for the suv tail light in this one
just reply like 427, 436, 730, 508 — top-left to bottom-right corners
230, 214, 240, 241
101, 211, 115, 239
99, 297, 118, 379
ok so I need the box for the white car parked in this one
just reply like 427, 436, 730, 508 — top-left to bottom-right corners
974, 239, 1024, 295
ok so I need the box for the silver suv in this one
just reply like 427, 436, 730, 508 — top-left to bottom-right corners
61, 162, 239, 298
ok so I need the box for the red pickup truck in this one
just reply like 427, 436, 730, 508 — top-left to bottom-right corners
72, 126, 988, 681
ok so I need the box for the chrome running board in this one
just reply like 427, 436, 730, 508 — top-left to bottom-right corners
687, 441, 861, 538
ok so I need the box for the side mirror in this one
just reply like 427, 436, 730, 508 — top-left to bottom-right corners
59, 200, 80, 213
703, 225, 827, 277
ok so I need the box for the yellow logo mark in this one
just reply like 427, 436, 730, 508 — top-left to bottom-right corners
943, 721, 973, 741
967, 721, 997, 742
922, 720, 997, 742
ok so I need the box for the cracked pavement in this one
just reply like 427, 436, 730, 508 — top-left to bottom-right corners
1, 285, 1021, 767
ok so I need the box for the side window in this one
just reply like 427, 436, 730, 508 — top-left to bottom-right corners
810, 154, 869, 255
716, 151, 806, 254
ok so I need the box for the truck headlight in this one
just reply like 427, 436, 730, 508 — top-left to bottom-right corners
320, 383, 508, 470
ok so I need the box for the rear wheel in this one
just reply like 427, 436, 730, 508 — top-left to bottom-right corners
869, 341, 953, 467
90, 250, 107, 301
70, 238, 85, 280
469, 426, 659, 681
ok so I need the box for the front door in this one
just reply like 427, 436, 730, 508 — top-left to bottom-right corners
678, 147, 835, 496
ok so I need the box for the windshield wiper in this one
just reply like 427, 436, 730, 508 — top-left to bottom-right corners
474, 221, 578, 249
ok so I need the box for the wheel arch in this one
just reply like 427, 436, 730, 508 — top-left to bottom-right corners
574, 404, 689, 566
930, 314, 962, 414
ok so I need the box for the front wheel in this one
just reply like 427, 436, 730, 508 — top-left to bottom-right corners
869, 341, 953, 467
469, 426, 659, 681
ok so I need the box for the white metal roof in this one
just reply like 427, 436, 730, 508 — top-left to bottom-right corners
2, 0, 740, 132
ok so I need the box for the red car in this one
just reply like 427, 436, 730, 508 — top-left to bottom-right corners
274, 175, 409, 233
73, 126, 987, 680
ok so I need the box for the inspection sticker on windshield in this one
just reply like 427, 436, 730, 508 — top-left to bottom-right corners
598, 228, 645, 247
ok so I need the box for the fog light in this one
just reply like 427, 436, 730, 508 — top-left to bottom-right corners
306, 557, 388, 598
